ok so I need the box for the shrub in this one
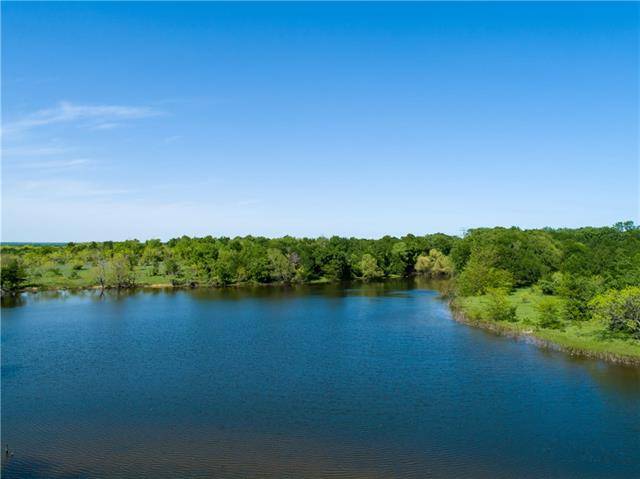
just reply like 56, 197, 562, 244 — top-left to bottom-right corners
359, 254, 384, 281
1, 256, 27, 292
415, 249, 453, 278
456, 257, 514, 296
267, 248, 296, 282
590, 287, 640, 339
71, 260, 85, 271
164, 256, 180, 276
467, 306, 484, 321
47, 266, 63, 277
108, 254, 136, 289
537, 272, 563, 295
536, 297, 562, 329
559, 274, 603, 321
485, 288, 517, 322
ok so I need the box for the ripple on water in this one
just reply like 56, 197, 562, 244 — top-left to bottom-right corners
2, 281, 639, 478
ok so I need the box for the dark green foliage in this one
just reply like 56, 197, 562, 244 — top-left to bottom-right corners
1, 223, 638, 309
551, 225, 640, 289
1, 256, 27, 292
538, 278, 555, 295
559, 274, 603, 322
448, 223, 640, 342
451, 227, 561, 286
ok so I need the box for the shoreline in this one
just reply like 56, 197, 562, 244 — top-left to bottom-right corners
9, 275, 412, 295
448, 300, 640, 367
4, 276, 412, 298
5, 282, 639, 367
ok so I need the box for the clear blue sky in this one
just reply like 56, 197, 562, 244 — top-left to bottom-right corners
2, 2, 638, 241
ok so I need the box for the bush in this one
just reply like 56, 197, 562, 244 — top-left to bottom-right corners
485, 288, 517, 322
47, 266, 63, 277
536, 297, 562, 329
559, 274, 603, 321
359, 254, 384, 281
467, 306, 484, 321
537, 272, 563, 295
108, 254, 136, 289
456, 257, 514, 296
1, 256, 27, 292
164, 256, 180, 276
414, 249, 453, 278
590, 287, 640, 338
520, 292, 532, 303
564, 298, 590, 322
267, 248, 296, 282
71, 260, 85, 271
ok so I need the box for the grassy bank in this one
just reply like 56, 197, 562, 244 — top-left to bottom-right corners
452, 289, 640, 365
20, 263, 171, 290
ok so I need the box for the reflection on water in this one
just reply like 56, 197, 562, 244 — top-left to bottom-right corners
1, 277, 452, 308
570, 357, 640, 398
2, 279, 639, 479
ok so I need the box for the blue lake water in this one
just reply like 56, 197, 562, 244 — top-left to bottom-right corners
2, 280, 639, 478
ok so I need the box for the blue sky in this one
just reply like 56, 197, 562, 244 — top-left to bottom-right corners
2, 2, 638, 241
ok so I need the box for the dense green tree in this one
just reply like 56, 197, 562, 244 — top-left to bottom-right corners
451, 227, 560, 287
1, 256, 27, 293
267, 248, 296, 282
537, 272, 564, 295
559, 274, 603, 322
456, 256, 514, 296
536, 297, 562, 329
389, 241, 411, 275
590, 286, 640, 338
212, 248, 237, 285
415, 249, 453, 278
358, 254, 383, 281
485, 288, 517, 322
108, 254, 136, 289
614, 221, 638, 232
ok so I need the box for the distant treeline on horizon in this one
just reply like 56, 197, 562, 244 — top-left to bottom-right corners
2, 242, 68, 246
2, 222, 637, 246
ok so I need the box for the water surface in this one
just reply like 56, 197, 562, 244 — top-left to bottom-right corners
2, 280, 639, 478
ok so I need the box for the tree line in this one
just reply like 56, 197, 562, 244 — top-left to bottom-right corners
1, 221, 639, 339
450, 221, 640, 339
0, 233, 457, 290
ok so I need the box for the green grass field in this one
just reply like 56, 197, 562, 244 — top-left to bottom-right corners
24, 264, 172, 290
454, 288, 640, 361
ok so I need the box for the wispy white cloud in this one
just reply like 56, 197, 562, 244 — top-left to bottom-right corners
3, 101, 162, 135
1, 145, 71, 157
10, 179, 132, 199
20, 159, 92, 170
89, 122, 122, 131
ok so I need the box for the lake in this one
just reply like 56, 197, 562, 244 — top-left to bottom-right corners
2, 279, 639, 478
